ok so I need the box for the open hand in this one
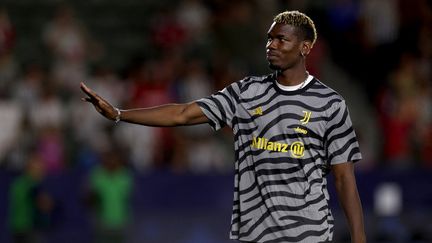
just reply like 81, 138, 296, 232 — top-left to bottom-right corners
80, 82, 118, 121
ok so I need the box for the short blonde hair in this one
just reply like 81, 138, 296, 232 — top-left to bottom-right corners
274, 10, 317, 45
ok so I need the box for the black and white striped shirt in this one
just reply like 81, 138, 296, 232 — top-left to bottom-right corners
197, 73, 362, 243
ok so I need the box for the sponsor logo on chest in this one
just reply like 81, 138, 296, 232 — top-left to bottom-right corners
251, 136, 305, 158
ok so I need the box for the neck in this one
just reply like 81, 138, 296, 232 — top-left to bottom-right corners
276, 65, 308, 86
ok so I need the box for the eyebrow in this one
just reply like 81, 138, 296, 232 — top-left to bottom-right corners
267, 33, 289, 39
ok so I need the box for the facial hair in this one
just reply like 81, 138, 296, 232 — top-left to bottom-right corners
268, 62, 281, 71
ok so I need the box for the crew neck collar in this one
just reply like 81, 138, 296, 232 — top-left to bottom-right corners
272, 72, 316, 95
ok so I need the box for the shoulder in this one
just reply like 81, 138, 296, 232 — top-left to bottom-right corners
308, 78, 349, 114
233, 73, 274, 94
311, 78, 345, 101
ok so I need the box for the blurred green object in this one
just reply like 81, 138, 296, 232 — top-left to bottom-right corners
90, 164, 132, 229
8, 175, 36, 232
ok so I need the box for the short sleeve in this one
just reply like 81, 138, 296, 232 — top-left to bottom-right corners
196, 82, 238, 131
324, 100, 362, 165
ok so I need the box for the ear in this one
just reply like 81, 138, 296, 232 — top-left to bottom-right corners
300, 40, 313, 57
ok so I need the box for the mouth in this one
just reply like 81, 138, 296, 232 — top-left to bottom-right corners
266, 51, 279, 60
266, 51, 281, 70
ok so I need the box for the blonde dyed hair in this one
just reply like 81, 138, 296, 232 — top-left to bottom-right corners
274, 10, 317, 45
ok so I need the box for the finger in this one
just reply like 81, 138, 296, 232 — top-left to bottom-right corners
81, 97, 93, 103
82, 83, 105, 102
80, 82, 96, 98
80, 82, 88, 92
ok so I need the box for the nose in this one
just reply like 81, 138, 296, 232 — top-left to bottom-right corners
266, 39, 276, 50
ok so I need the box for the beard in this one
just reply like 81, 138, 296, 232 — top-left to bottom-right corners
268, 58, 298, 71
268, 63, 281, 71
268, 61, 281, 71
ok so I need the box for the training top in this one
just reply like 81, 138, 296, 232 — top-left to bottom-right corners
196, 73, 362, 243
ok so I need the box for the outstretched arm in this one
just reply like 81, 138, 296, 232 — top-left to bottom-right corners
80, 82, 209, 127
332, 162, 366, 243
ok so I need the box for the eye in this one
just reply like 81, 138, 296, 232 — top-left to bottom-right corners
279, 37, 288, 42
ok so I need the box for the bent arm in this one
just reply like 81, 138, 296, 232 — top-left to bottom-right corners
80, 82, 209, 127
332, 162, 366, 243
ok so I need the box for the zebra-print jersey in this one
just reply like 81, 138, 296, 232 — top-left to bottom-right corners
196, 73, 362, 243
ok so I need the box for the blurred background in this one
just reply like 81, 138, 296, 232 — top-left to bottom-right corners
0, 0, 431, 242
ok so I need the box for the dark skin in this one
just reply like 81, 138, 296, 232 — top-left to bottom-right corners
266, 22, 311, 86
81, 21, 366, 243
333, 162, 366, 243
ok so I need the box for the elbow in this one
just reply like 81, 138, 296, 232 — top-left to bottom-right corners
173, 105, 189, 126
174, 114, 187, 126
171, 102, 206, 126
334, 173, 358, 196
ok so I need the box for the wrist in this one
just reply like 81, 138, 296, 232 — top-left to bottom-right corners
114, 107, 121, 123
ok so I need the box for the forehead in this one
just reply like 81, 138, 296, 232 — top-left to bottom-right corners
267, 22, 299, 37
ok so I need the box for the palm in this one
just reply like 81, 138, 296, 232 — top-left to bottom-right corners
80, 82, 116, 120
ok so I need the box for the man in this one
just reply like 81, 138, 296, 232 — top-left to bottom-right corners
81, 10, 366, 243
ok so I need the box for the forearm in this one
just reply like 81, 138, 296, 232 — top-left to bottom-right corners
80, 82, 208, 127
120, 104, 188, 126
119, 103, 207, 127
334, 172, 366, 243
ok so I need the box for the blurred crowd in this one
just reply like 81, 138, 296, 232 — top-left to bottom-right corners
0, 0, 431, 242
0, 0, 430, 174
